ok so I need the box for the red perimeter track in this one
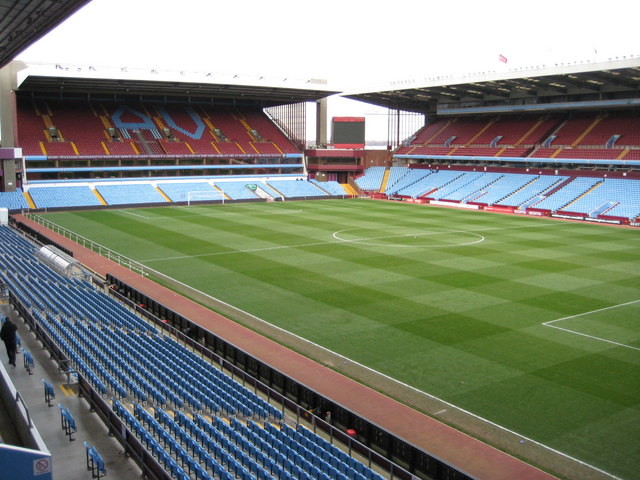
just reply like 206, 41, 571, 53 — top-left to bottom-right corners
15, 214, 558, 480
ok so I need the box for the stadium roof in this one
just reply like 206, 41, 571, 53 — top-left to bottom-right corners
345, 57, 640, 115
2, 2, 639, 113
2, 1, 337, 106
0, 0, 92, 69
13, 63, 340, 107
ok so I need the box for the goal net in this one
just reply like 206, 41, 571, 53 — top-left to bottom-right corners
187, 190, 226, 205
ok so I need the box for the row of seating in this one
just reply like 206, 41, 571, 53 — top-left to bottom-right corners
24, 138, 294, 157
354, 167, 386, 191
17, 99, 300, 158
29, 186, 102, 208
390, 169, 464, 198
136, 404, 232, 480
113, 400, 192, 480
114, 394, 382, 480
309, 180, 347, 196
471, 174, 538, 205
97, 184, 167, 205
0, 267, 152, 333
402, 112, 640, 150
0, 178, 345, 211
359, 167, 640, 219
156, 182, 221, 202
267, 180, 328, 198
495, 175, 566, 208
1, 223, 388, 480
533, 177, 601, 212
0, 226, 285, 417
0, 190, 29, 210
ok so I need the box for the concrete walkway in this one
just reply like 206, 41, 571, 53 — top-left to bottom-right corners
0, 304, 143, 480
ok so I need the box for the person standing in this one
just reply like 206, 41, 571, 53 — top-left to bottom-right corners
0, 318, 18, 367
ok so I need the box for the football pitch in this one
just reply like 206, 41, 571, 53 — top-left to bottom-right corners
38, 199, 640, 479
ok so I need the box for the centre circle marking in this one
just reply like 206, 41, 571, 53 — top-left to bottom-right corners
332, 227, 485, 248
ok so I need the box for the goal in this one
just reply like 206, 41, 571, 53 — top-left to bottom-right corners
187, 190, 226, 205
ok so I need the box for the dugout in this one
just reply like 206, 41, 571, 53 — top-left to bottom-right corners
36, 245, 86, 280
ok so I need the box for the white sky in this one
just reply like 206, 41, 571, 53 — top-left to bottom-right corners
18, 0, 640, 84
15, 0, 640, 144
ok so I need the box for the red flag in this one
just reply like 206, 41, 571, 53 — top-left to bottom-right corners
499, 54, 508, 63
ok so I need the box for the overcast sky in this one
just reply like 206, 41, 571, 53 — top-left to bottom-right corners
18, 0, 640, 85
15, 0, 640, 144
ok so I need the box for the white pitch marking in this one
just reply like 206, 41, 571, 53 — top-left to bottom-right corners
71, 211, 626, 479
141, 220, 567, 262
170, 206, 303, 218
544, 299, 640, 325
542, 299, 640, 351
332, 227, 485, 248
141, 239, 341, 262
143, 228, 482, 262
141, 265, 623, 480
119, 209, 151, 219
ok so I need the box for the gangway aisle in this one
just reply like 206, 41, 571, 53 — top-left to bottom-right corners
0, 304, 143, 480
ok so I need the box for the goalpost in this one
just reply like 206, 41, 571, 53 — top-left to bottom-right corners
186, 190, 226, 206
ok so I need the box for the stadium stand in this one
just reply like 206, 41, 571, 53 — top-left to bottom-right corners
241, 109, 300, 154
0, 223, 388, 480
385, 168, 433, 196
435, 172, 504, 202
16, 98, 301, 164
560, 178, 640, 219
4, 11, 640, 480
384, 166, 410, 192
0, 177, 355, 212
354, 166, 385, 191
523, 177, 601, 212
95, 184, 168, 206
549, 113, 601, 146
396, 112, 640, 163
41, 141, 77, 157
358, 166, 640, 221
471, 173, 538, 205
266, 180, 327, 198
398, 169, 462, 198
496, 175, 569, 208
28, 186, 102, 209
0, 190, 29, 210
309, 179, 347, 196
430, 172, 486, 200
213, 181, 261, 201
159, 139, 193, 155
104, 139, 138, 155
156, 182, 219, 202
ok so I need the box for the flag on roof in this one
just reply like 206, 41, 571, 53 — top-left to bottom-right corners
499, 54, 508, 63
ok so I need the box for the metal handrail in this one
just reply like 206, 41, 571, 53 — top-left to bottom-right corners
26, 214, 147, 277
15, 390, 32, 428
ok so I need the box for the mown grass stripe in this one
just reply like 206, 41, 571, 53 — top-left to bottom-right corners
39, 199, 640, 479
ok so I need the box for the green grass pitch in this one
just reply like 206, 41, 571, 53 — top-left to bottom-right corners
39, 199, 640, 479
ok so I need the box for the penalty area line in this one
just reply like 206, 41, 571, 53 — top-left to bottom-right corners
542, 299, 640, 352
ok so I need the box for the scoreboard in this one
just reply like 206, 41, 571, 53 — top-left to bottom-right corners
331, 117, 365, 149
